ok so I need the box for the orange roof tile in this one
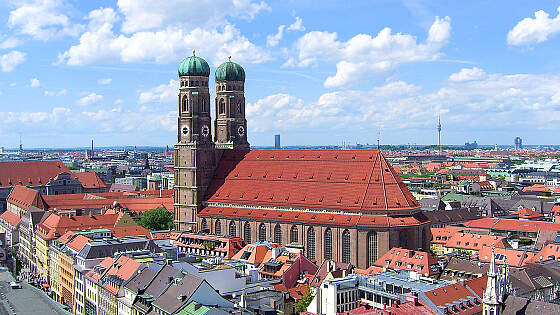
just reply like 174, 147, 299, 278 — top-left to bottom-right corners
478, 247, 534, 267
35, 213, 126, 240
66, 234, 91, 252
445, 233, 509, 253
73, 172, 108, 189
465, 218, 560, 233
0, 211, 21, 226
373, 247, 439, 276
206, 150, 420, 213
511, 208, 544, 220
528, 243, 560, 263
0, 161, 70, 187
7, 185, 47, 210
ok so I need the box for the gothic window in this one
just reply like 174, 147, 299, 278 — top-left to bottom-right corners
259, 223, 267, 241
274, 224, 282, 244
367, 231, 378, 267
193, 97, 198, 113
399, 231, 408, 248
215, 220, 222, 235
325, 228, 333, 260
201, 219, 208, 231
229, 221, 237, 237
290, 225, 298, 244
244, 222, 251, 243
307, 227, 316, 259
342, 229, 351, 263
182, 96, 188, 112
219, 99, 225, 114
237, 101, 242, 114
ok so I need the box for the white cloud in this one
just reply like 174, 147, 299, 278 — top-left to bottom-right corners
267, 16, 306, 47
77, 93, 103, 106
58, 7, 269, 66
1, 50, 25, 72
287, 16, 305, 32
449, 67, 486, 82
44, 89, 67, 96
138, 80, 178, 104
508, 6, 560, 46
288, 16, 451, 88
98, 78, 112, 85
0, 37, 21, 49
116, 0, 270, 33
30, 77, 40, 88
8, 0, 83, 40
246, 70, 560, 136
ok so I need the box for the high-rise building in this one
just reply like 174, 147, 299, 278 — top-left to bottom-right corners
173, 53, 430, 268
514, 137, 522, 150
274, 134, 280, 149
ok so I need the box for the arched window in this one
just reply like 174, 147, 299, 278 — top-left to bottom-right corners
367, 231, 378, 267
201, 219, 208, 231
219, 99, 225, 114
244, 222, 251, 243
259, 223, 267, 241
307, 227, 315, 259
182, 96, 188, 112
237, 101, 242, 114
215, 220, 222, 235
324, 228, 333, 260
399, 231, 408, 248
229, 221, 237, 237
274, 224, 282, 244
290, 225, 299, 244
342, 229, 351, 263
193, 97, 198, 113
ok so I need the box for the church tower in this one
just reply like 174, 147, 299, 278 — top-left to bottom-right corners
174, 51, 215, 231
483, 246, 509, 315
214, 57, 249, 149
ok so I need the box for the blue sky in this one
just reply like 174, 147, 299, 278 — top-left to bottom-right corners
1, 1, 560, 148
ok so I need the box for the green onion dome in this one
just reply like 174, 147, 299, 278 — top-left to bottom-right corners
215, 57, 245, 82
178, 50, 210, 77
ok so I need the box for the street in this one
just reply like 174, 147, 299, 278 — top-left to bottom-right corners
0, 271, 67, 315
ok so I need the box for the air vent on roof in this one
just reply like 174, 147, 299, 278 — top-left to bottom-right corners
337, 197, 342, 204
369, 156, 373, 159
352, 156, 356, 159
319, 196, 324, 202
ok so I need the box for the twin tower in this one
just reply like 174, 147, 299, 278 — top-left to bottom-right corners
174, 52, 249, 230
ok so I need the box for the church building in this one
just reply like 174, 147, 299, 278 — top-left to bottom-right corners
173, 52, 430, 268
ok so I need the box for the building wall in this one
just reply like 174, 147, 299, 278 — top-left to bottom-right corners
201, 216, 429, 269
59, 253, 75, 308
35, 236, 50, 280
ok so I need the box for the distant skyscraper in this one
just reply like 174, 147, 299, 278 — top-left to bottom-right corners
437, 114, 442, 152
274, 134, 281, 149
514, 137, 522, 150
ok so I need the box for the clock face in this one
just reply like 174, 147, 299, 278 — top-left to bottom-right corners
237, 125, 245, 136
181, 126, 189, 136
201, 125, 210, 137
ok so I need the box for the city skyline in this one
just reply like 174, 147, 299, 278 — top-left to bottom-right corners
1, 1, 560, 148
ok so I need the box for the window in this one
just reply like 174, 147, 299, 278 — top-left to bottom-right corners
244, 222, 251, 243
324, 228, 333, 260
219, 99, 225, 114
215, 220, 222, 235
307, 227, 316, 259
201, 219, 208, 231
229, 221, 237, 237
274, 224, 282, 244
182, 96, 188, 112
290, 225, 298, 244
342, 229, 351, 263
259, 223, 267, 241
237, 101, 242, 114
367, 231, 378, 267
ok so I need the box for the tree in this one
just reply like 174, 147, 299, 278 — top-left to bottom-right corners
295, 285, 314, 313
138, 208, 173, 231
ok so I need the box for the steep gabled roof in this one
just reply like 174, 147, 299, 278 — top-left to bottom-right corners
7, 185, 47, 210
73, 172, 108, 189
206, 150, 419, 213
0, 160, 70, 187
0, 211, 21, 226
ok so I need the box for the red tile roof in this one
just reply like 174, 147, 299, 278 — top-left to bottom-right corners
66, 234, 91, 252
73, 172, 108, 189
424, 277, 486, 315
511, 208, 544, 220
0, 211, 21, 226
7, 185, 47, 210
199, 206, 430, 228
109, 225, 151, 239
206, 150, 420, 213
0, 161, 70, 187
373, 247, 439, 276
35, 212, 129, 240
528, 243, 560, 263
465, 218, 560, 233
445, 233, 509, 253
477, 247, 535, 267
431, 227, 463, 245
102, 255, 142, 294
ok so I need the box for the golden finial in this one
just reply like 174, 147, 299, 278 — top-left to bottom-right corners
192, 49, 196, 56
228, 56, 231, 61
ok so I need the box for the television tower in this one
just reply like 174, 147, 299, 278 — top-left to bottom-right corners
437, 113, 442, 152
